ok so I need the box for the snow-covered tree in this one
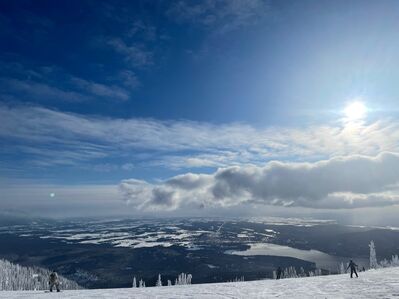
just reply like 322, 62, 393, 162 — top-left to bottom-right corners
227, 276, 245, 282
138, 279, 146, 288
308, 269, 322, 277
167, 280, 172, 286
379, 254, 399, 268
132, 276, 137, 288
391, 255, 399, 266
380, 259, 390, 268
299, 267, 306, 277
0, 259, 81, 291
175, 273, 192, 285
339, 262, 346, 274
156, 274, 162, 287
369, 240, 378, 269
282, 266, 298, 278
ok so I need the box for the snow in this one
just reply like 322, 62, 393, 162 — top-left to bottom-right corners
26, 226, 206, 249
2, 267, 399, 298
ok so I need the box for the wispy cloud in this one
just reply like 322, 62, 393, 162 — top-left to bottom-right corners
0, 78, 90, 102
0, 61, 133, 103
2, 104, 399, 170
118, 70, 140, 90
119, 152, 399, 211
71, 77, 130, 101
167, 0, 271, 34
107, 38, 153, 67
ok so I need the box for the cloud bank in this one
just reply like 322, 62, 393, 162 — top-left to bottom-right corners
119, 152, 399, 211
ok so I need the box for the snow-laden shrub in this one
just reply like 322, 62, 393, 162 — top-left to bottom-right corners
379, 254, 399, 268
391, 255, 399, 266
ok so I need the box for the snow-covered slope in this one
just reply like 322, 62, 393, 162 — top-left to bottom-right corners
0, 259, 81, 291
1, 267, 399, 298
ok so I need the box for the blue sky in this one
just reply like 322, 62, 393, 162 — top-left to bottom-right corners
2, 0, 399, 221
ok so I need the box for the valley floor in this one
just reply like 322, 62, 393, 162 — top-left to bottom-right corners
1, 267, 399, 298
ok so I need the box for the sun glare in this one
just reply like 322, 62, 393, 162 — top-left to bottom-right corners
344, 101, 367, 120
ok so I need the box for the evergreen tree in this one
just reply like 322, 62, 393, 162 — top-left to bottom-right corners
299, 267, 306, 277
339, 262, 346, 274
132, 276, 137, 288
138, 279, 145, 288
156, 274, 162, 287
369, 240, 378, 269
174, 273, 192, 285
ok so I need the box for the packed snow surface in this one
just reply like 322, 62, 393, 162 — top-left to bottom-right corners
1, 267, 399, 298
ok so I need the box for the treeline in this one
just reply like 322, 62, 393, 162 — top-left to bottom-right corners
0, 259, 81, 291
132, 272, 192, 288
272, 266, 323, 279
368, 240, 399, 269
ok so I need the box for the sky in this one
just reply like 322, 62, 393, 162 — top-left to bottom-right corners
2, 0, 399, 224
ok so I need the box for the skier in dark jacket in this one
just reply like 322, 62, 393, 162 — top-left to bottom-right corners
276, 266, 282, 279
49, 270, 60, 292
346, 260, 358, 278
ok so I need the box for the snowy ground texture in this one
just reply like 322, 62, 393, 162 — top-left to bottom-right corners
1, 267, 399, 299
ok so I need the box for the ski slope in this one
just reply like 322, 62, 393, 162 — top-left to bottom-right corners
1, 267, 399, 298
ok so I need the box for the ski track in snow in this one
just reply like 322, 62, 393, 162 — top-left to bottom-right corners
2, 267, 399, 298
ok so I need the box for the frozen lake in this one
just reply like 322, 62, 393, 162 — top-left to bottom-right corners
226, 243, 368, 270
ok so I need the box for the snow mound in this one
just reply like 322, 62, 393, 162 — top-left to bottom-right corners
1, 267, 399, 298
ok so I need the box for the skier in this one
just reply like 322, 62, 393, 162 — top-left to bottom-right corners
49, 270, 60, 292
276, 266, 282, 279
346, 260, 358, 278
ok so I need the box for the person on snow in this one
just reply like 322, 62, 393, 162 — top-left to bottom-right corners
49, 270, 60, 292
276, 266, 282, 279
346, 260, 358, 278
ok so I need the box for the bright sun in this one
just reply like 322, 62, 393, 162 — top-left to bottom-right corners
344, 101, 367, 120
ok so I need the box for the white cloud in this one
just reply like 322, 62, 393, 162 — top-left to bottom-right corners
3, 104, 399, 169
119, 152, 399, 211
